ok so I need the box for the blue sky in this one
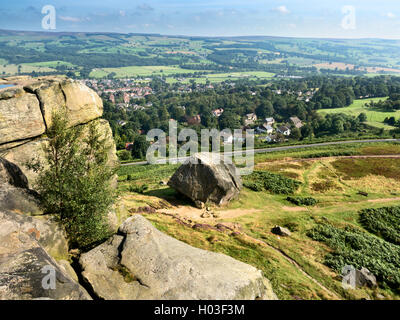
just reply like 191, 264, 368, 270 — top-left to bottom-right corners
2, 0, 400, 38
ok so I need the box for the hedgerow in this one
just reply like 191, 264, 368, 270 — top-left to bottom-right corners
286, 196, 318, 206
243, 171, 301, 195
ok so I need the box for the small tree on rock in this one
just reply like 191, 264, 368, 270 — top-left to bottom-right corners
27, 110, 116, 251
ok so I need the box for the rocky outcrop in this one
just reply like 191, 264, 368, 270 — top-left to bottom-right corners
79, 215, 277, 300
168, 153, 242, 206
25, 78, 103, 128
0, 76, 116, 300
0, 211, 91, 300
0, 76, 117, 189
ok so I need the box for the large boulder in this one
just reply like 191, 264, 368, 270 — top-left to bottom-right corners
168, 153, 242, 206
79, 215, 277, 300
0, 216, 91, 300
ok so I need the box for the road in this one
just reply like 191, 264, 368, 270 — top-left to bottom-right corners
121, 138, 400, 166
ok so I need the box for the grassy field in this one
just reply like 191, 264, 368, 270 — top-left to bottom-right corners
89, 65, 204, 78
0, 63, 56, 75
115, 141, 400, 300
318, 97, 400, 129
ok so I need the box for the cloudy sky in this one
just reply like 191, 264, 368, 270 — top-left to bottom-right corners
2, 0, 400, 39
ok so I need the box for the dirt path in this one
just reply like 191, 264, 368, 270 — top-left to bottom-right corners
158, 206, 262, 221
367, 197, 400, 203
241, 233, 342, 300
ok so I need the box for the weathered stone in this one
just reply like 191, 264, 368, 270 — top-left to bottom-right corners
356, 267, 377, 288
168, 153, 242, 206
58, 260, 79, 283
0, 221, 91, 300
271, 226, 292, 237
2, 120, 117, 189
80, 215, 277, 300
0, 211, 69, 261
2, 139, 48, 188
0, 91, 45, 144
60, 80, 103, 127
0, 158, 42, 216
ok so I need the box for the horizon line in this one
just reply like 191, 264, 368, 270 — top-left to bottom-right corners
1, 28, 400, 42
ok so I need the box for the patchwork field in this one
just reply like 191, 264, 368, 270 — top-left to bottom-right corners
116, 141, 400, 300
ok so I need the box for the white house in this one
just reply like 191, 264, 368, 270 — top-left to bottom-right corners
265, 117, 275, 126
277, 126, 291, 136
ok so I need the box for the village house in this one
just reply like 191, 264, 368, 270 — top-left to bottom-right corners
290, 116, 304, 129
265, 117, 275, 126
277, 125, 291, 136
244, 113, 258, 126
256, 123, 274, 134
212, 108, 224, 117
220, 131, 233, 145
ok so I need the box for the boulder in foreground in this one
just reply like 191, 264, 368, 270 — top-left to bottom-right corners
79, 215, 277, 300
168, 153, 242, 206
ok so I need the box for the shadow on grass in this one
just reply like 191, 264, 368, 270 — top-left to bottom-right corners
144, 187, 194, 207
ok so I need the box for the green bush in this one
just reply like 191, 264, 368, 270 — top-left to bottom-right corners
286, 196, 318, 206
359, 206, 400, 245
129, 184, 149, 194
243, 171, 301, 195
27, 111, 115, 251
307, 224, 400, 289
118, 150, 132, 161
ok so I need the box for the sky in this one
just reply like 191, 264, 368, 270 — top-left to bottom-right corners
2, 0, 400, 39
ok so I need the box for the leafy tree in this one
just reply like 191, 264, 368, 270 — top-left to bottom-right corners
218, 111, 241, 130
358, 112, 368, 122
131, 135, 151, 159
27, 111, 116, 251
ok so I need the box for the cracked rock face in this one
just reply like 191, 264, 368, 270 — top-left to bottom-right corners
0, 218, 91, 300
168, 153, 243, 206
80, 215, 277, 300
0, 76, 117, 189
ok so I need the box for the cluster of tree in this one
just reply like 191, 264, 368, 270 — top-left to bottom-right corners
367, 93, 400, 112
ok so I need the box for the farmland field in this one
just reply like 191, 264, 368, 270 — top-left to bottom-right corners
90, 65, 204, 78
318, 97, 400, 129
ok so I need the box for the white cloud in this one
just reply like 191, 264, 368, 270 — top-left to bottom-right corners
59, 16, 83, 22
386, 12, 396, 19
275, 5, 290, 15
119, 10, 126, 17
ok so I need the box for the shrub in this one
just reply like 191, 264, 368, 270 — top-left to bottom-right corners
359, 206, 400, 245
118, 150, 132, 161
129, 184, 149, 194
286, 196, 318, 206
307, 224, 400, 289
27, 111, 116, 251
243, 170, 301, 195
